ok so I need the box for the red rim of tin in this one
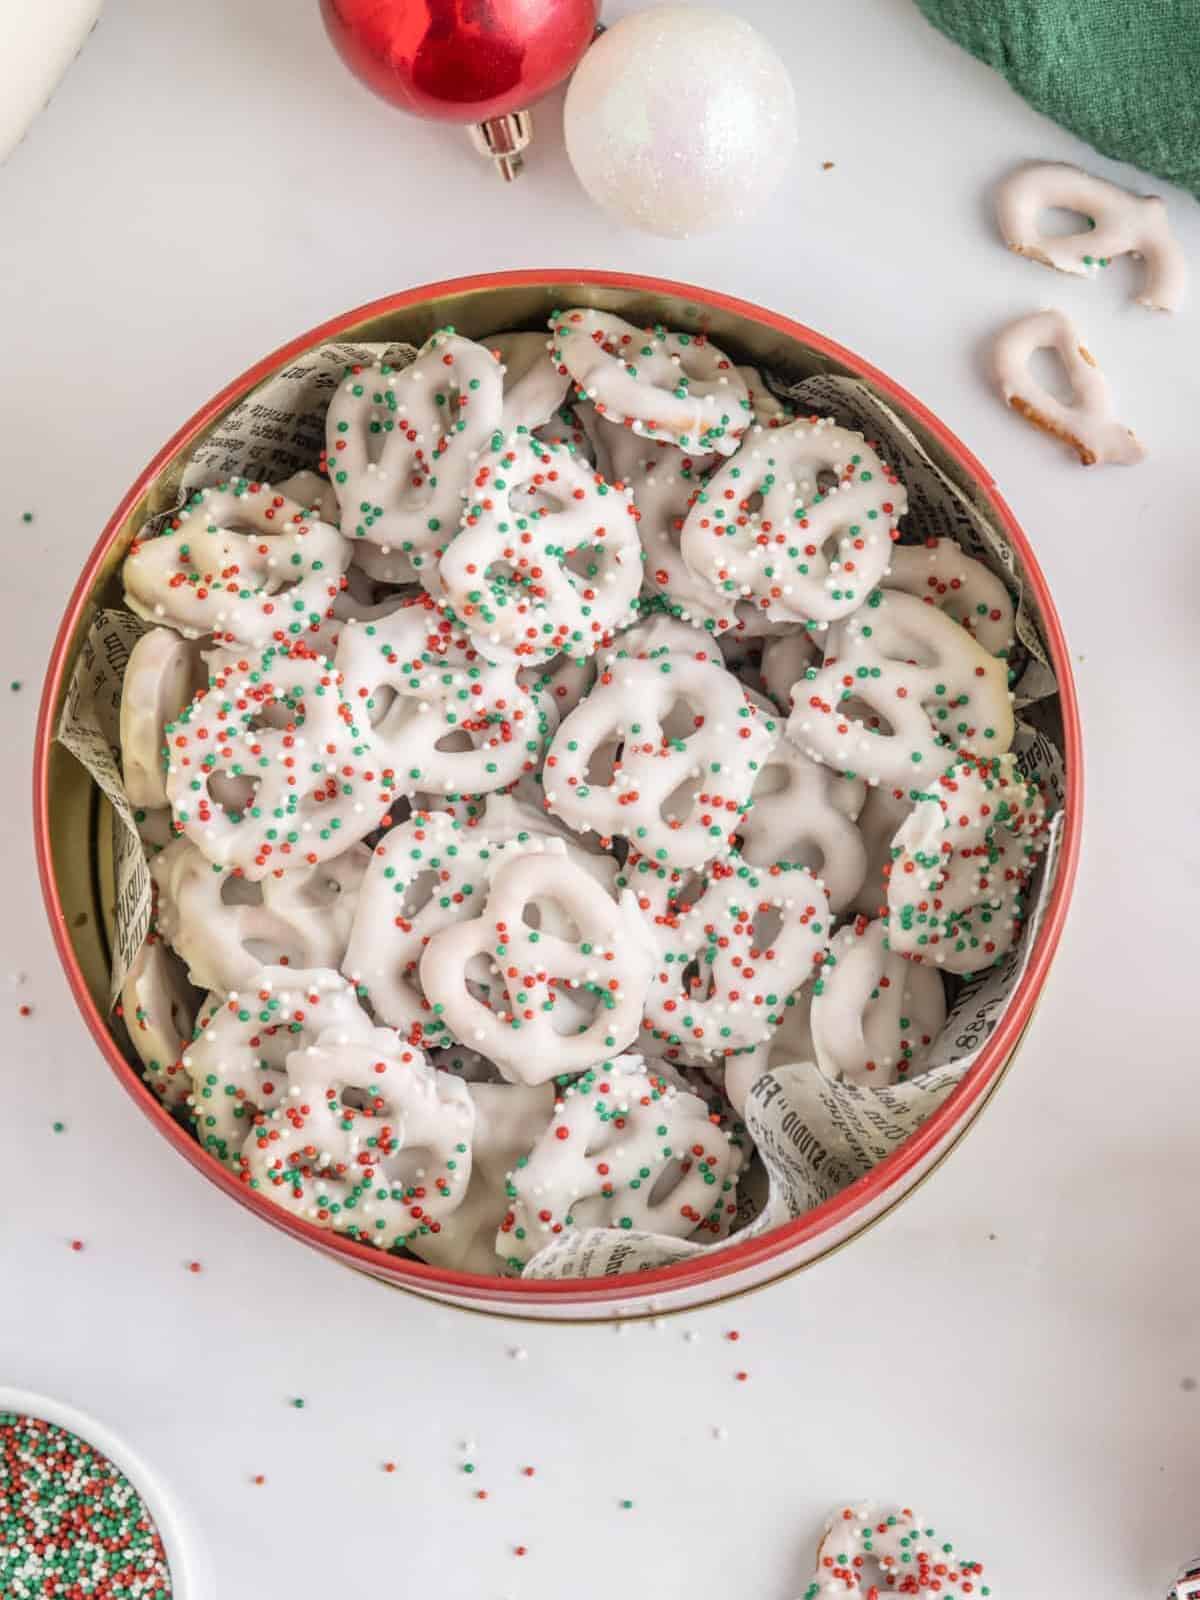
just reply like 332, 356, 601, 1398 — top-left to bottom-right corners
33, 270, 1083, 1307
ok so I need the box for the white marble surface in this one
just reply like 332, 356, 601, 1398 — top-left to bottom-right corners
1, 1, 1196, 1595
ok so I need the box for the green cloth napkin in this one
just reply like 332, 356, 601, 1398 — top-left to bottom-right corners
914, 0, 1200, 198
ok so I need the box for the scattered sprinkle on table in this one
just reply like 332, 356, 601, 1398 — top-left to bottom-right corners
52, 1121, 65, 1134
383, 1461, 397, 1473
726, 1329, 741, 1342
521, 1466, 535, 1477
251, 1474, 266, 1486
9, 681, 20, 693
620, 1498, 634, 1510
17, 1005, 31, 1019
735, 1370, 749, 1382
508, 1346, 528, 1361
185, 1261, 202, 1274
69, 1239, 84, 1252
0, 1411, 172, 1598
20, 512, 33, 524
289, 1398, 304, 1410
514, 1545, 528, 1558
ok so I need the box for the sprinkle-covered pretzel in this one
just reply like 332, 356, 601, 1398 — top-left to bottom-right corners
803, 1503, 989, 1598
419, 841, 653, 1083
163, 640, 389, 880
436, 428, 642, 665
760, 628, 820, 712
491, 331, 572, 434
992, 308, 1144, 467
124, 479, 349, 647
996, 160, 1187, 311
499, 1056, 742, 1266
335, 594, 554, 796
680, 418, 907, 626
789, 588, 1014, 786
243, 1026, 476, 1249
809, 916, 945, 1086
543, 647, 776, 868
322, 331, 503, 576
180, 967, 372, 1164
119, 628, 206, 809
641, 852, 831, 1064
119, 937, 198, 1108
413, 1080, 556, 1273
342, 809, 508, 1044
152, 835, 367, 994
885, 752, 1049, 973
737, 723, 868, 913
888, 537, 1015, 658
549, 309, 750, 456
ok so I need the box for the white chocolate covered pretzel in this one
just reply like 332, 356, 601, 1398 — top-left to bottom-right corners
124, 479, 350, 647
992, 308, 1144, 466
846, 782, 918, 919
543, 648, 776, 868
342, 809, 508, 1045
119, 628, 206, 809
738, 724, 868, 913
335, 594, 553, 797
419, 841, 653, 1083
886, 752, 1049, 973
680, 418, 906, 628
499, 1056, 741, 1266
996, 160, 1187, 311
761, 628, 820, 712
809, 916, 944, 1086
181, 967, 372, 1164
887, 537, 1015, 658
152, 835, 367, 994
803, 1502, 989, 1598
491, 331, 572, 434
789, 588, 1015, 786
119, 937, 198, 1108
549, 309, 750, 457
163, 640, 389, 880
243, 1026, 475, 1249
323, 331, 504, 577
413, 1080, 556, 1273
435, 429, 642, 666
642, 853, 831, 1064
737, 366, 795, 429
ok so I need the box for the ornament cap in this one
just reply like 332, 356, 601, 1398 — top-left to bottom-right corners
468, 110, 533, 182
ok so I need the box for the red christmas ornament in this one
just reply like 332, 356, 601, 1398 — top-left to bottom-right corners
320, 0, 601, 180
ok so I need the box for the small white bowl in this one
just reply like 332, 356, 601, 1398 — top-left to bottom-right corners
0, 1387, 200, 1597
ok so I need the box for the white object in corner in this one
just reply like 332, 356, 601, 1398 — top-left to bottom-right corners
0, 0, 103, 164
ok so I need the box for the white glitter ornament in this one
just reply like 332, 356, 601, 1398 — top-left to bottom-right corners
563, 6, 797, 238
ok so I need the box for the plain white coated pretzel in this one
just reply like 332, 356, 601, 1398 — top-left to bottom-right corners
846, 782, 918, 919
152, 835, 367, 994
119, 628, 207, 809
341, 809, 508, 1045
323, 331, 504, 578
549, 308, 750, 456
809, 916, 945, 1086
995, 160, 1187, 311
499, 1057, 742, 1266
721, 986, 818, 1114
738, 725, 868, 913
436, 428, 643, 666
119, 938, 198, 1108
479, 792, 619, 898
163, 641, 388, 880
335, 596, 554, 796
804, 1502, 989, 1598
642, 854, 831, 1064
123, 479, 350, 648
887, 537, 1015, 658
276, 469, 341, 527
992, 308, 1144, 467
761, 629, 820, 712
886, 752, 1049, 973
181, 967, 372, 1165
737, 366, 795, 429
789, 588, 1015, 787
419, 841, 653, 1084
243, 1026, 475, 1250
491, 331, 572, 435
680, 418, 907, 626
543, 649, 777, 869
412, 1080, 556, 1273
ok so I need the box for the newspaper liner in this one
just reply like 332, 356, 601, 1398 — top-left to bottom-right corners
52, 335, 1068, 1280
